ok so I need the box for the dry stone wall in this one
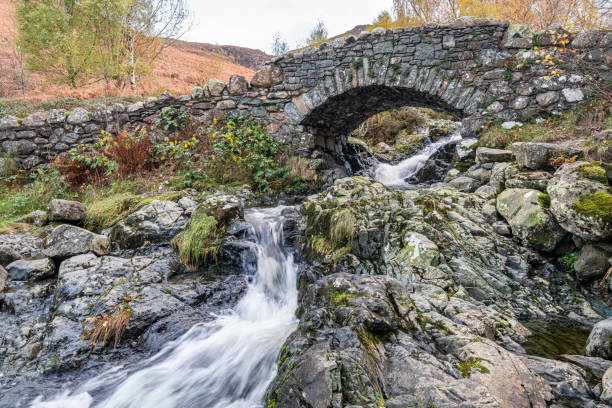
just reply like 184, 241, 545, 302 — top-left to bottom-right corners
1, 17, 609, 168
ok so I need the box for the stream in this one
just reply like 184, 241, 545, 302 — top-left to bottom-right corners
30, 206, 298, 408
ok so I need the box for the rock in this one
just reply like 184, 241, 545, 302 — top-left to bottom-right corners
587, 318, 612, 359
2, 140, 37, 155
228, 74, 248, 95
401, 232, 440, 267
19, 210, 48, 227
216, 99, 236, 110
503, 24, 534, 48
561, 355, 612, 379
0, 245, 23, 266
66, 107, 89, 125
190, 86, 204, 99
22, 112, 47, 127
0, 265, 6, 292
513, 142, 582, 170
602, 367, 612, 403
6, 258, 55, 281
505, 171, 552, 192
492, 221, 512, 236
562, 88, 585, 103
521, 356, 593, 402
476, 147, 513, 163
448, 176, 482, 192
475, 185, 497, 200
502, 121, 523, 130
376, 142, 391, 153
575, 245, 611, 280
536, 91, 560, 107
497, 188, 566, 251
250, 65, 284, 88
47, 109, 67, 124
111, 200, 188, 249
207, 79, 226, 96
42, 224, 110, 260
547, 162, 612, 241
47, 199, 87, 223
0, 115, 19, 130
308, 158, 327, 171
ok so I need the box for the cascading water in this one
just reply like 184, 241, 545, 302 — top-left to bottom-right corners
374, 130, 462, 188
31, 206, 298, 408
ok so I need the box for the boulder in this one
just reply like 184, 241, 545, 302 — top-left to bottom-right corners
574, 245, 610, 280
42, 224, 110, 260
6, 258, 55, 281
547, 161, 612, 241
66, 107, 90, 125
111, 200, 188, 249
475, 147, 513, 163
0, 245, 23, 266
47, 199, 87, 223
250, 65, 283, 88
497, 188, 566, 251
512, 142, 582, 170
587, 318, 612, 359
19, 210, 48, 227
228, 74, 248, 95
448, 176, 482, 192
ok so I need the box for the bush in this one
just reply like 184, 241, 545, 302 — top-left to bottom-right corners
156, 105, 189, 131
205, 116, 290, 191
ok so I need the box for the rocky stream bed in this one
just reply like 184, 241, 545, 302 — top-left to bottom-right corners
1, 125, 611, 407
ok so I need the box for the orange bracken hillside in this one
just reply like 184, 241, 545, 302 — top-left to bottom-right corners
0, 0, 268, 104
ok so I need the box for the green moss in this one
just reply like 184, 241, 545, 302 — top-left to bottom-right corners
571, 192, 612, 223
171, 207, 218, 267
456, 357, 490, 378
578, 163, 608, 184
85, 191, 140, 232
537, 193, 551, 208
353, 58, 364, 70
327, 288, 364, 308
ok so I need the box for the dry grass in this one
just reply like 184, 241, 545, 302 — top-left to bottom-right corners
0, 0, 255, 103
85, 309, 132, 349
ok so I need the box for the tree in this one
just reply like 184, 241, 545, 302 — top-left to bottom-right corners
307, 19, 328, 45
271, 33, 289, 56
14, 0, 192, 90
372, 11, 394, 29
15, 0, 99, 87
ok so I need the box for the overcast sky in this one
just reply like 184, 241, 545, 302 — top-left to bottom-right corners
185, 0, 394, 53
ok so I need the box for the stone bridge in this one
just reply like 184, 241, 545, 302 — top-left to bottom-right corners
1, 17, 609, 168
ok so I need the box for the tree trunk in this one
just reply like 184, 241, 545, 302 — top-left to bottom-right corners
130, 35, 136, 90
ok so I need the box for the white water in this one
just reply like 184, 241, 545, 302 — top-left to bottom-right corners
31, 206, 298, 408
374, 131, 462, 188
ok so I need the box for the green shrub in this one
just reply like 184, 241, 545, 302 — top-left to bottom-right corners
156, 105, 189, 130
171, 207, 219, 267
562, 252, 580, 270
205, 116, 290, 191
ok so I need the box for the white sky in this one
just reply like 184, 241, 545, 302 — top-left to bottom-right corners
185, 0, 394, 53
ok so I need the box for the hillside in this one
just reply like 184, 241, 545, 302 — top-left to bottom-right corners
0, 0, 269, 103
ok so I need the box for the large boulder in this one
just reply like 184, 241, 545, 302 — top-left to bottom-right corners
512, 142, 582, 170
228, 74, 248, 95
6, 258, 55, 281
42, 224, 110, 260
448, 176, 482, 192
587, 318, 612, 359
0, 245, 23, 266
47, 199, 87, 223
574, 244, 611, 280
547, 162, 612, 241
475, 147, 513, 163
111, 200, 188, 249
497, 188, 566, 251
504, 171, 552, 192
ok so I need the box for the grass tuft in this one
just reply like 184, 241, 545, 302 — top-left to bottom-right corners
171, 207, 219, 268
85, 309, 132, 349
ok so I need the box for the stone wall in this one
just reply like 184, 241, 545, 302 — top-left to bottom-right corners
1, 17, 609, 168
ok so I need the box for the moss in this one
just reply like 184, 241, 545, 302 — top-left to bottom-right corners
85, 191, 141, 232
578, 163, 608, 184
456, 357, 490, 378
454, 159, 476, 173
537, 193, 551, 208
171, 207, 219, 267
327, 288, 365, 308
571, 192, 612, 223
133, 191, 182, 211
562, 252, 580, 270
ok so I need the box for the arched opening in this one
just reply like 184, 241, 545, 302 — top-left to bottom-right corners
299, 85, 466, 188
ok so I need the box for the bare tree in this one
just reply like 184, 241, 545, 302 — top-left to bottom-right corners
271, 32, 289, 56
307, 19, 328, 45
123, 0, 193, 89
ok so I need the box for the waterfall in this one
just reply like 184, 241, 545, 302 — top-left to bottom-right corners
373, 130, 462, 188
31, 206, 298, 408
